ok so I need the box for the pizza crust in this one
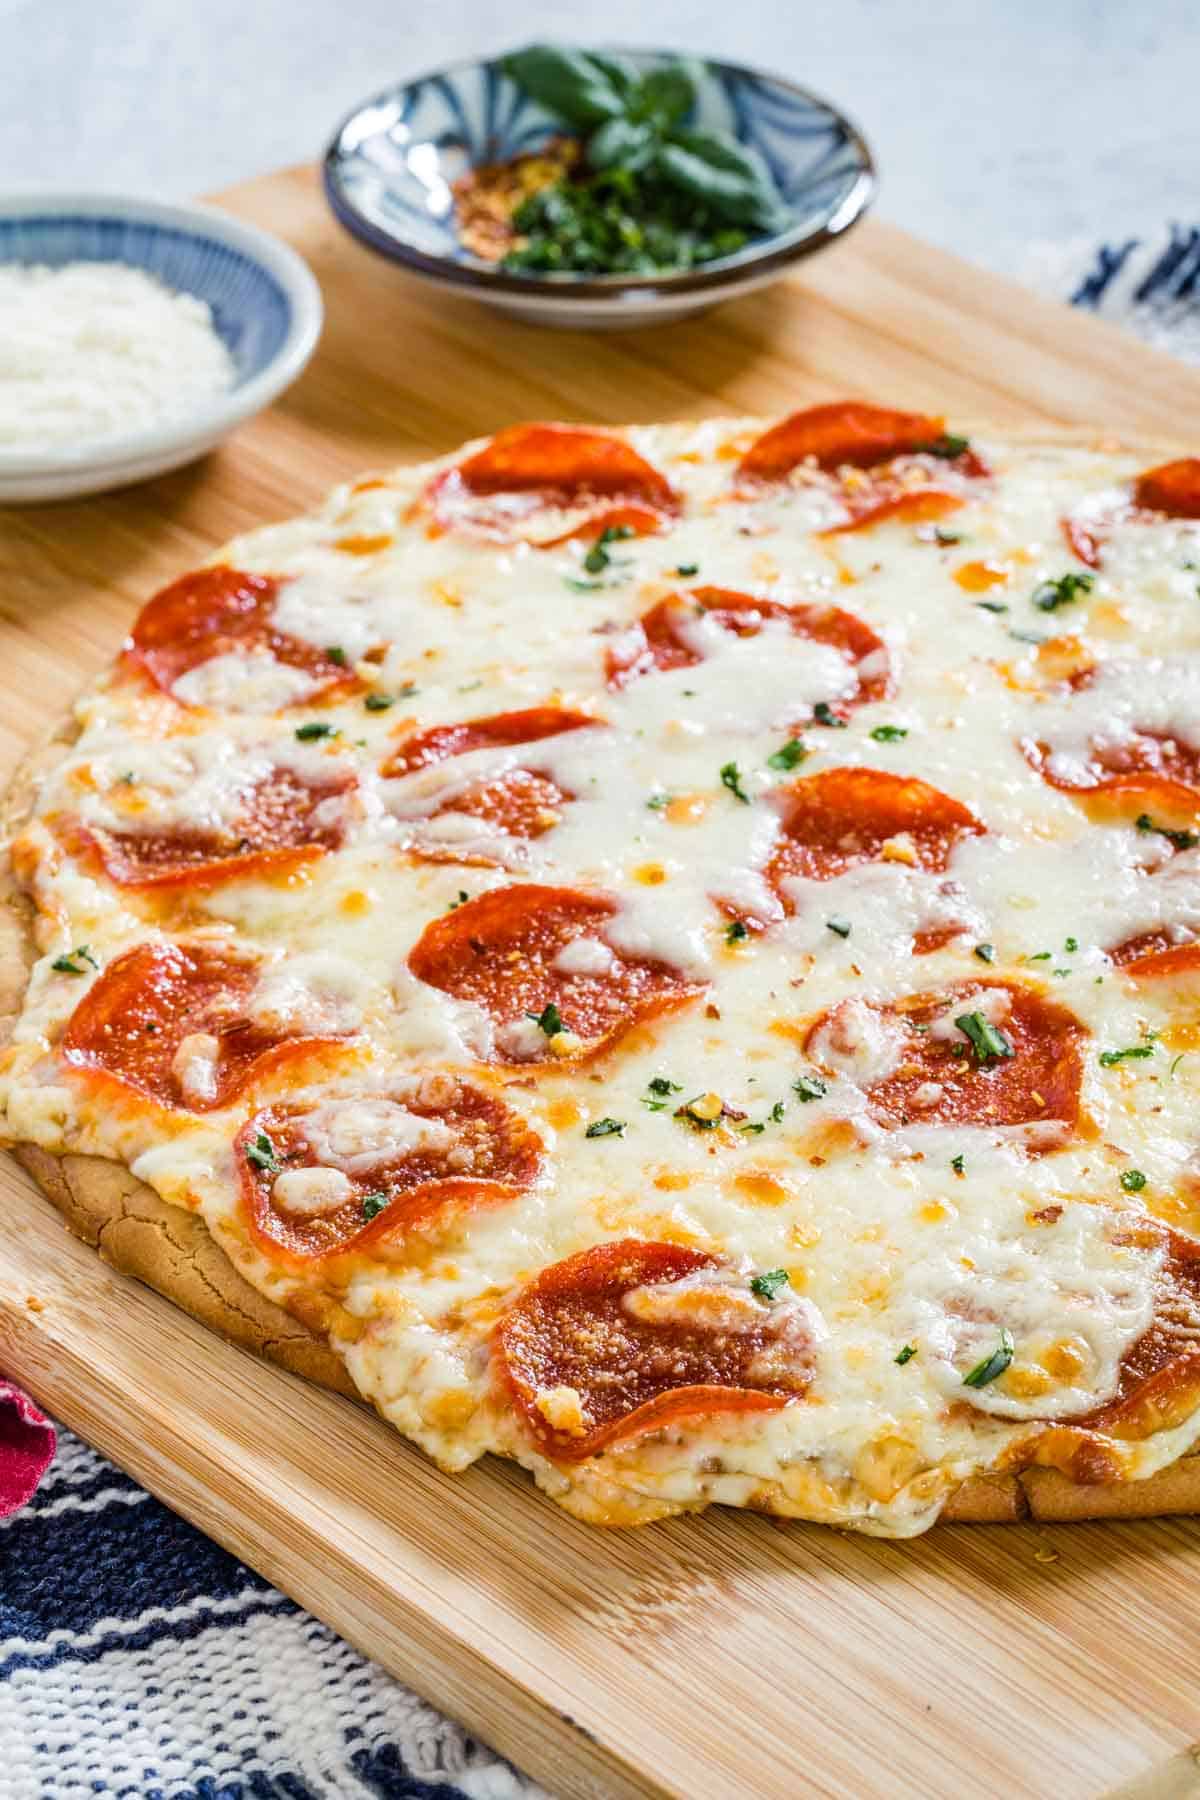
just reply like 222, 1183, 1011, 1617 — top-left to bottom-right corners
6, 424, 1200, 1530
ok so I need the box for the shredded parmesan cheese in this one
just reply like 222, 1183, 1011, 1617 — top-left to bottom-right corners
0, 262, 236, 453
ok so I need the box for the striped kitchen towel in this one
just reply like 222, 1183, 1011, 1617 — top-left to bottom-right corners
3, 222, 1198, 1800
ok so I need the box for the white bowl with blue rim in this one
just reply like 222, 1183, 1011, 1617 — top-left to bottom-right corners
0, 194, 323, 504
323, 48, 875, 330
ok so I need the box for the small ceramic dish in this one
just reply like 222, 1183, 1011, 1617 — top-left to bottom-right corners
323, 48, 875, 329
0, 194, 323, 504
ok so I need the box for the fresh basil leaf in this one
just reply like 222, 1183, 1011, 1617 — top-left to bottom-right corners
503, 45, 627, 129
582, 50, 640, 102
588, 116, 656, 173
656, 127, 786, 230
633, 62, 697, 130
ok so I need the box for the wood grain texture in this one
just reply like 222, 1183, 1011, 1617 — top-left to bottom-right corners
5, 164, 1200, 1798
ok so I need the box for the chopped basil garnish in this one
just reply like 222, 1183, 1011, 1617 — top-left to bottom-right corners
934, 527, 962, 546
720, 761, 750, 804
767, 737, 808, 771
974, 942, 996, 964
951, 1153, 965, 1176
1009, 628, 1047, 646
646, 791, 670, 811
361, 1192, 387, 1221
750, 1268, 790, 1303
1135, 811, 1200, 851
295, 721, 339, 741
1120, 1168, 1147, 1193
825, 916, 852, 939
51, 944, 98, 976
725, 919, 749, 945
793, 1073, 827, 1103
1032, 571, 1094, 612
870, 725, 908, 743
583, 523, 635, 575
364, 691, 395, 711
642, 1074, 682, 1112
585, 1117, 626, 1138
963, 1329, 1014, 1389
674, 562, 699, 577
915, 433, 970, 459
528, 1001, 563, 1036
954, 1011, 1015, 1064
975, 599, 1009, 614
1099, 1043, 1155, 1067
895, 1344, 917, 1366
769, 1100, 785, 1123
245, 1132, 280, 1175
1064, 935, 1078, 953
448, 890, 469, 910
812, 701, 846, 729
325, 645, 347, 666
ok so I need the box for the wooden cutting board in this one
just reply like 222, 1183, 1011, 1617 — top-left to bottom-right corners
4, 165, 1200, 1800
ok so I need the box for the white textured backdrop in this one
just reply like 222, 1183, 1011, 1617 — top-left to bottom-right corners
8, 0, 1200, 266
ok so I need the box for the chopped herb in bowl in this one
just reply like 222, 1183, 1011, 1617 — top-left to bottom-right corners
453, 45, 788, 277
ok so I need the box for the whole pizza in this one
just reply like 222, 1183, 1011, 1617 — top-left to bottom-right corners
5, 401, 1200, 1533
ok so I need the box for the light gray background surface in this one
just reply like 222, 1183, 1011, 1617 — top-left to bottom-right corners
7, 1, 1199, 269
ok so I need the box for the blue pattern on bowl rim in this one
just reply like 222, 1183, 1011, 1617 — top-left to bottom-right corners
0, 212, 292, 387
323, 48, 875, 302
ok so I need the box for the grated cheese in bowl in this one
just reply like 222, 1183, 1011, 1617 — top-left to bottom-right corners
0, 262, 236, 454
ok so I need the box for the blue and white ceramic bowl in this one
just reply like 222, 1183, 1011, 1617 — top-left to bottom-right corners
0, 194, 323, 503
324, 49, 875, 329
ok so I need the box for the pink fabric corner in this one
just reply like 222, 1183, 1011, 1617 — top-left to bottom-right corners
0, 1379, 55, 1518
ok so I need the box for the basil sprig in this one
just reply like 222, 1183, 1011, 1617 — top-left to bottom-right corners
503, 46, 787, 232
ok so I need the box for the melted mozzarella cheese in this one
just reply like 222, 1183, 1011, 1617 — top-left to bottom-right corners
171, 650, 324, 713
298, 1097, 455, 1174
272, 1165, 354, 1216
250, 952, 368, 1037
8, 421, 1200, 1535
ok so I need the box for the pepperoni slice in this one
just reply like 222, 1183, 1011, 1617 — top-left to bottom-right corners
495, 1239, 817, 1461
1023, 662, 1200, 808
428, 424, 678, 543
1118, 940, 1200, 984
1030, 1230, 1200, 1485
764, 768, 983, 896
737, 404, 988, 537
382, 706, 597, 778
738, 403, 949, 480
397, 769, 573, 868
124, 567, 357, 703
406, 884, 705, 1062
1133, 458, 1200, 520
606, 586, 890, 715
64, 764, 355, 889
1060, 457, 1200, 570
1024, 732, 1200, 810
59, 942, 346, 1111
238, 1076, 542, 1266
805, 981, 1085, 1138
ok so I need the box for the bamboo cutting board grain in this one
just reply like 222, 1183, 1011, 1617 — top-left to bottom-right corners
4, 165, 1200, 1800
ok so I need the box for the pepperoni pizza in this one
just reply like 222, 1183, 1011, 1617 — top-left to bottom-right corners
7, 405, 1200, 1530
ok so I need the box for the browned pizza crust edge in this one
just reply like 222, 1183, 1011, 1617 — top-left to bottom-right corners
6, 427, 1200, 1527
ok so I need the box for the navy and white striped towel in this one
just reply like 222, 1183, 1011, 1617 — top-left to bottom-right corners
4, 224, 1199, 1800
